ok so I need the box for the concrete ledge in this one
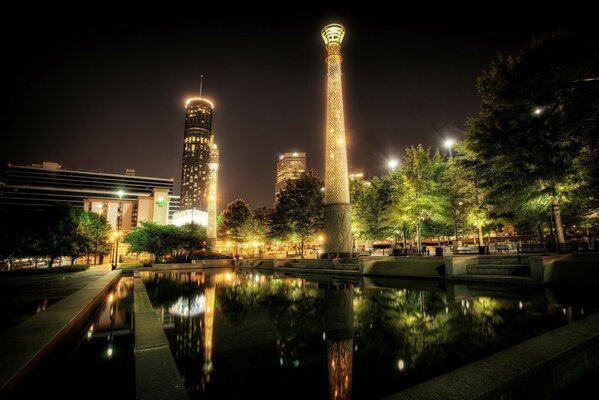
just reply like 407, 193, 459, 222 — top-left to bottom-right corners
134, 275, 189, 400
146, 259, 234, 271
385, 311, 599, 400
363, 256, 445, 278
0, 269, 121, 397
543, 254, 599, 284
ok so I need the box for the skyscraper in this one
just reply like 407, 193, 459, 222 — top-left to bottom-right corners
180, 97, 214, 212
275, 152, 306, 201
322, 23, 353, 257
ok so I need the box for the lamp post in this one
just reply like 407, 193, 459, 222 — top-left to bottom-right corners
112, 190, 124, 271
444, 139, 455, 159
94, 203, 103, 265
454, 201, 463, 247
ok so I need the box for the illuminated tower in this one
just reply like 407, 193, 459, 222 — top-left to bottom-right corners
322, 23, 352, 257
207, 138, 219, 249
181, 95, 214, 212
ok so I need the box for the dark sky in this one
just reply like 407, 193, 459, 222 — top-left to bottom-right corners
1, 9, 595, 210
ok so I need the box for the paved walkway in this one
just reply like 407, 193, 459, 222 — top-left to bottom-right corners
0, 264, 112, 333
0, 265, 120, 397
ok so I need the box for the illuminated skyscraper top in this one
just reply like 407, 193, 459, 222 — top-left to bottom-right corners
181, 96, 214, 212
275, 152, 306, 201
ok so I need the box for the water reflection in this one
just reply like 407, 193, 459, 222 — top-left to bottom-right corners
141, 271, 597, 400
146, 272, 218, 396
323, 284, 353, 400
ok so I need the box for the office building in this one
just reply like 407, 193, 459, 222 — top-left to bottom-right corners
275, 152, 306, 200
180, 97, 214, 212
0, 161, 177, 229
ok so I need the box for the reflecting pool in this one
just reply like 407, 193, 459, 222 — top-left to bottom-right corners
15, 277, 135, 399
141, 270, 595, 399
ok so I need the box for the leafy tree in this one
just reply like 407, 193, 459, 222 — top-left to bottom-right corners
271, 171, 324, 258
219, 199, 252, 256
179, 223, 207, 258
389, 146, 452, 252
446, 144, 494, 245
68, 210, 112, 265
240, 208, 270, 256
124, 221, 171, 261
464, 30, 599, 243
42, 204, 79, 267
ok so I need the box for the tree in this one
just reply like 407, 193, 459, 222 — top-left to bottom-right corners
124, 221, 171, 261
179, 223, 207, 258
388, 146, 452, 252
69, 210, 112, 265
271, 171, 324, 259
447, 144, 494, 245
464, 30, 599, 243
220, 199, 252, 256
42, 204, 79, 267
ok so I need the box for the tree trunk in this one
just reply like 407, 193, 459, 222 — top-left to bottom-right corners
551, 198, 566, 244
477, 225, 484, 246
70, 257, 75, 265
300, 237, 304, 259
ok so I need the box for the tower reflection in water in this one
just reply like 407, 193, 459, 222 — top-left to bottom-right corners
323, 283, 354, 400
158, 272, 216, 396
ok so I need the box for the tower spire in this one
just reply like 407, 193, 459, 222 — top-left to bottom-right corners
200, 75, 204, 98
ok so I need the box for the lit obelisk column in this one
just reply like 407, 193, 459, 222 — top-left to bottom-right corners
207, 137, 219, 250
322, 23, 352, 258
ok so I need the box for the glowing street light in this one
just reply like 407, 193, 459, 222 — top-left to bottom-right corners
444, 139, 456, 159
533, 107, 544, 116
387, 159, 399, 170
112, 190, 124, 271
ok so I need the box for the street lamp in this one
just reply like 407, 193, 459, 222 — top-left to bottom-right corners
454, 201, 463, 246
112, 190, 124, 271
444, 139, 455, 159
387, 159, 399, 170
94, 203, 103, 265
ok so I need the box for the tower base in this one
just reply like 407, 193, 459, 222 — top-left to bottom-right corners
207, 238, 216, 252
323, 203, 353, 258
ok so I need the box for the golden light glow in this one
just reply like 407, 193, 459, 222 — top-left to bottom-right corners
185, 97, 214, 109
321, 23, 345, 45
324, 27, 350, 205
207, 139, 219, 241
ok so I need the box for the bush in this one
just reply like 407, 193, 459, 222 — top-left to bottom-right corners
0, 265, 90, 276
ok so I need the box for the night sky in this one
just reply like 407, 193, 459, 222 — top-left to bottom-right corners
1, 9, 595, 210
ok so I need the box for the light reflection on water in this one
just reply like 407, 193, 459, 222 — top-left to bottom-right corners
141, 270, 595, 399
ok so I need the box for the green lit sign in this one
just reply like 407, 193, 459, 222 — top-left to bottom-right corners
156, 197, 165, 207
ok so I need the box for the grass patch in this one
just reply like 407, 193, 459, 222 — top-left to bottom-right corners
118, 262, 142, 270
0, 265, 90, 277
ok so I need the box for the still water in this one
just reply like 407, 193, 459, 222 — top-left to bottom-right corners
14, 277, 135, 399
141, 270, 594, 400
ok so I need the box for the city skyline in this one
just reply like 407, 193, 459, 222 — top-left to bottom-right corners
1, 11, 595, 210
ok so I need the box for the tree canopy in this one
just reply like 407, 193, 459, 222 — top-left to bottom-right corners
270, 171, 324, 258
464, 30, 599, 242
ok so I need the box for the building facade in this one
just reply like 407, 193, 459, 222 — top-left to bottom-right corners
180, 98, 214, 212
275, 152, 306, 201
0, 161, 178, 226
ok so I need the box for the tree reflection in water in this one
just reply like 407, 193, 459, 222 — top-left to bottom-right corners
141, 271, 593, 400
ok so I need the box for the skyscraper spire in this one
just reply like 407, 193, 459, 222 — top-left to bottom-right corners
200, 74, 204, 98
